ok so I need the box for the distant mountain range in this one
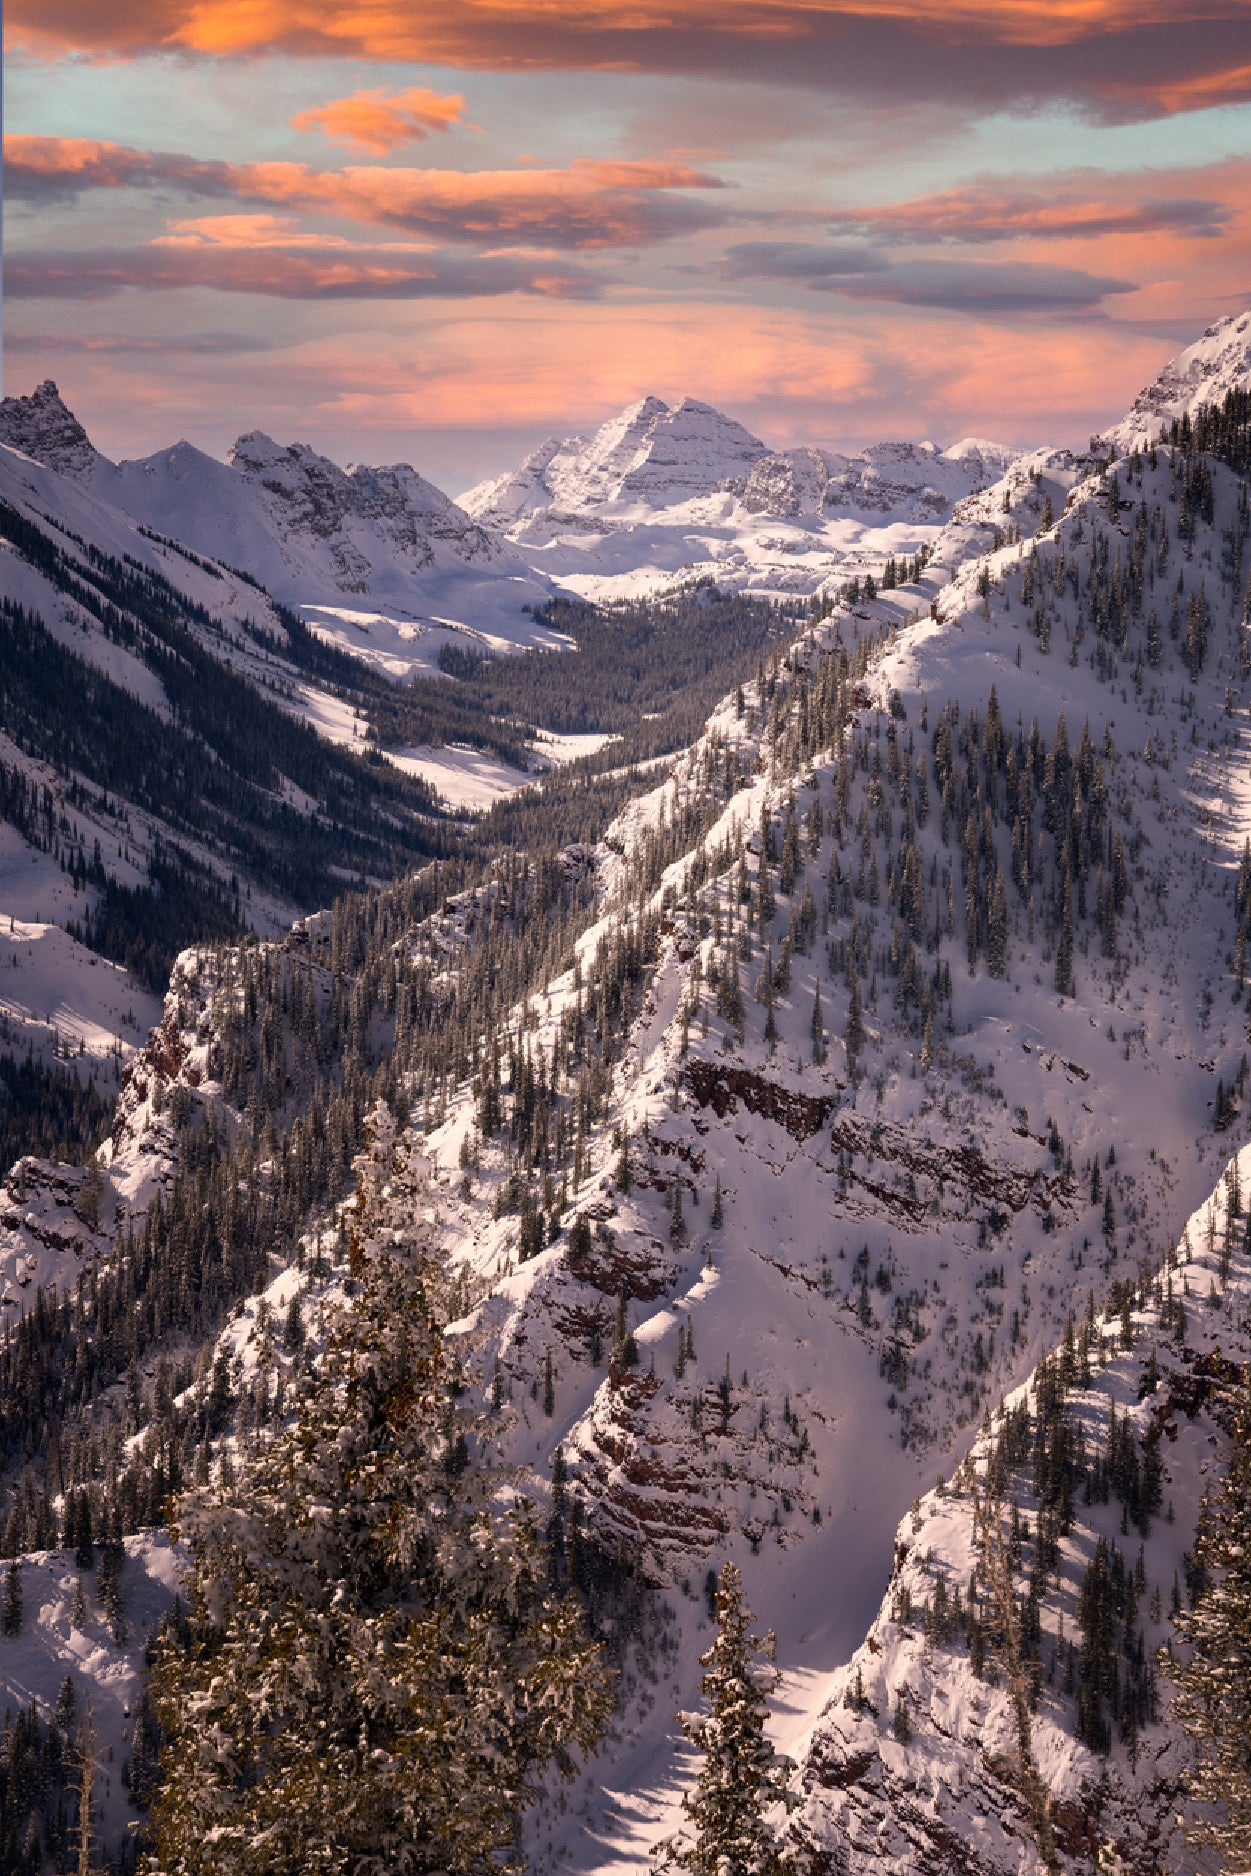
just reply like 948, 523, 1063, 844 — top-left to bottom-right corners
461, 394, 1017, 528
0, 381, 556, 681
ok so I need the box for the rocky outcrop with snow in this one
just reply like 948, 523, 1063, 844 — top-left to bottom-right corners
1099, 309, 1251, 453
0, 379, 107, 481
743, 438, 1018, 522
0, 947, 241, 1305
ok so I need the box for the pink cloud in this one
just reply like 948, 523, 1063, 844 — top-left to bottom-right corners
291, 86, 468, 156
4, 137, 730, 248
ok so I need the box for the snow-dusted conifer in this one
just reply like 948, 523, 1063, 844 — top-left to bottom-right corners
844, 970, 864, 1073
148, 1102, 613, 1875
654, 1561, 803, 1875
2, 1557, 20, 1637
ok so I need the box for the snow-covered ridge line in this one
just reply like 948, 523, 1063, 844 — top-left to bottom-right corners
411, 365, 1251, 1868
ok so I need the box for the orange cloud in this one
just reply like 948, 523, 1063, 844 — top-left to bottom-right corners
152, 212, 355, 246
1113, 57, 1251, 114
4, 136, 729, 248
4, 0, 1225, 57
291, 86, 467, 156
8, 0, 1251, 123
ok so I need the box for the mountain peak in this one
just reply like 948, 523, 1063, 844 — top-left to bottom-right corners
0, 379, 105, 479
1102, 305, 1251, 452
460, 392, 767, 523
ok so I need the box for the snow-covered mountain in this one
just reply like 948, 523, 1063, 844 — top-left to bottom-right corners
462, 395, 1025, 606
461, 395, 770, 524
0, 425, 462, 1085
1099, 307, 1251, 453
0, 382, 557, 676
4, 307, 1251, 1873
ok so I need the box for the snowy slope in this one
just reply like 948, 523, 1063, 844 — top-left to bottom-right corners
0, 383, 557, 673
1100, 309, 1251, 453
0, 942, 246, 1305
743, 437, 1019, 522
0, 1535, 182, 1847
2, 310, 1249, 1873
0, 430, 448, 1036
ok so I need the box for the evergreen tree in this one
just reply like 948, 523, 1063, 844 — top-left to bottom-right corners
148, 1103, 613, 1876
654, 1561, 803, 1875
987, 870, 1009, 978
810, 981, 825, 1064
1, 1558, 20, 1638
1166, 1364, 1251, 1869
1055, 867, 1075, 998
72, 1492, 94, 1572
844, 971, 864, 1075
670, 1175, 687, 1246
281, 1291, 305, 1353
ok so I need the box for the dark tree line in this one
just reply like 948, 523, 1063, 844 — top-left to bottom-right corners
0, 1055, 112, 1173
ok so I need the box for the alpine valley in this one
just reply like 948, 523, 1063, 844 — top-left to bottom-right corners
0, 307, 1249, 1874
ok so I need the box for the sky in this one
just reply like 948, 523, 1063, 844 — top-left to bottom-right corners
4, 1, 1251, 493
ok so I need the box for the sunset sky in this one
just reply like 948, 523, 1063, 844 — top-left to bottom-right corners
5, 1, 1251, 490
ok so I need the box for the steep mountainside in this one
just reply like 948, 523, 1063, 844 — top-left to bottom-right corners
399, 342, 1250, 1869
790, 1152, 1251, 1874
0, 437, 449, 979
